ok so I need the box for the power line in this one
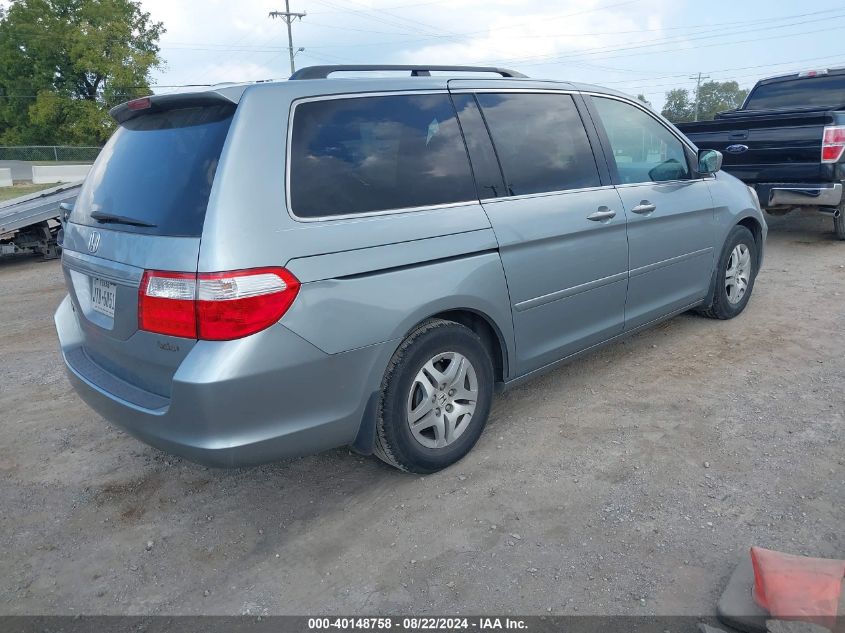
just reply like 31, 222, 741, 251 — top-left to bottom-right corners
289, 5, 845, 53
160, 8, 844, 73
158, 8, 845, 55
305, 0, 643, 45
480, 13, 845, 67
297, 11, 840, 49
624, 64, 845, 95
599, 53, 845, 86
306, 0, 455, 14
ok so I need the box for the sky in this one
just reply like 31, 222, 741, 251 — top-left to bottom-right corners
7, 0, 845, 110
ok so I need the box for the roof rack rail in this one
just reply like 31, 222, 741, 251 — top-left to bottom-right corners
288, 65, 527, 80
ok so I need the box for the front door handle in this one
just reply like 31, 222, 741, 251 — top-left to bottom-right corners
587, 207, 616, 222
631, 201, 657, 215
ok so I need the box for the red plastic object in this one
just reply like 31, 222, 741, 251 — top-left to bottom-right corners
750, 546, 845, 630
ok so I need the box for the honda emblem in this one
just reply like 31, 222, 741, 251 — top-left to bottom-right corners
88, 231, 101, 253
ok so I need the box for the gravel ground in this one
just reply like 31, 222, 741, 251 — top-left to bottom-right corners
0, 212, 842, 617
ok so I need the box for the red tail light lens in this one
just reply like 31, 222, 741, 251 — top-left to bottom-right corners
138, 267, 300, 340
138, 271, 197, 338
821, 125, 845, 163
196, 268, 300, 340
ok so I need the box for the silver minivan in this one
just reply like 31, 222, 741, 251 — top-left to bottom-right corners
55, 65, 766, 473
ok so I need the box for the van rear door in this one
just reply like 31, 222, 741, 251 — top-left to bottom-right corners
61, 96, 235, 398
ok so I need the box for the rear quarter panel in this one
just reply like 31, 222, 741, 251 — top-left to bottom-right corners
282, 246, 515, 369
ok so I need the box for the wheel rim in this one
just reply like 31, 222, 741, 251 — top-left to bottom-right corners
406, 351, 478, 449
725, 243, 752, 305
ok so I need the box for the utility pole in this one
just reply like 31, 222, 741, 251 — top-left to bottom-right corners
689, 72, 711, 122
269, 0, 306, 75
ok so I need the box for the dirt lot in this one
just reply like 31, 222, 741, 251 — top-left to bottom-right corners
0, 213, 842, 617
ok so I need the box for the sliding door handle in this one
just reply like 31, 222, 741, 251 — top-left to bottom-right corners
631, 201, 657, 215
587, 208, 616, 222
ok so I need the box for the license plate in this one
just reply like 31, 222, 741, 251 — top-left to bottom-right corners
91, 277, 117, 318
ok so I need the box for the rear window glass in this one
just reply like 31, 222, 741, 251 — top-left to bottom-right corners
451, 93, 507, 199
475, 93, 601, 196
71, 104, 234, 237
744, 75, 845, 110
289, 94, 476, 218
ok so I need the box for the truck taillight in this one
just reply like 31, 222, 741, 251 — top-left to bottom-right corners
821, 125, 845, 163
138, 267, 300, 340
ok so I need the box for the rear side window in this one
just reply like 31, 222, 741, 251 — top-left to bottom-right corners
289, 94, 476, 218
744, 75, 845, 110
592, 97, 691, 184
71, 104, 234, 237
475, 93, 601, 196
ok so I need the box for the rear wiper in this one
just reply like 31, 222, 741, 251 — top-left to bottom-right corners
90, 211, 157, 228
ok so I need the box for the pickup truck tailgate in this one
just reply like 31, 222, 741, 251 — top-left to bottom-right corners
679, 110, 837, 184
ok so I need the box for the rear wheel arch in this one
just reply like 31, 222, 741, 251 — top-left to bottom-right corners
423, 309, 508, 384
352, 307, 508, 457
372, 317, 495, 472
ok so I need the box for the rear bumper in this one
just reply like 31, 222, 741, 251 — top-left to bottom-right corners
757, 182, 843, 208
54, 295, 392, 467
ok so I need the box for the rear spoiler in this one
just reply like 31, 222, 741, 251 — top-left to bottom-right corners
109, 91, 238, 125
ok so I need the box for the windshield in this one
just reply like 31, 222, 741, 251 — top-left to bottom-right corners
744, 74, 845, 110
71, 104, 234, 237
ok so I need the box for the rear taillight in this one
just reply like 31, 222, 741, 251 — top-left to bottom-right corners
138, 267, 300, 341
196, 268, 300, 340
821, 125, 845, 163
138, 271, 197, 338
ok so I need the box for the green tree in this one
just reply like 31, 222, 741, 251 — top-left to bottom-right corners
636, 93, 652, 107
661, 81, 749, 124
0, 0, 164, 145
695, 80, 748, 120
661, 88, 694, 123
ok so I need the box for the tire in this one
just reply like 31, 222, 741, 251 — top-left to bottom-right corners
834, 205, 845, 241
374, 318, 494, 474
698, 225, 758, 320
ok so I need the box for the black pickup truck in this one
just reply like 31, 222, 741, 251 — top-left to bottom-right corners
677, 68, 845, 239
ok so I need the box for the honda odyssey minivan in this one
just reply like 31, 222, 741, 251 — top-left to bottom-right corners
55, 65, 766, 473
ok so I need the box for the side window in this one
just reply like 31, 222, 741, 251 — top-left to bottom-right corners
289, 94, 476, 218
475, 93, 601, 196
592, 97, 691, 184
451, 93, 507, 199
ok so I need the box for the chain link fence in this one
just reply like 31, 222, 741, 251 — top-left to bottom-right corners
0, 146, 102, 163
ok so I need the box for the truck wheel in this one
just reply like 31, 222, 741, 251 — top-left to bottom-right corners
374, 319, 493, 474
834, 205, 845, 240
698, 225, 758, 320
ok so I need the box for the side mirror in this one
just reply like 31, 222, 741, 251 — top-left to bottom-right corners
59, 201, 74, 224
698, 149, 723, 175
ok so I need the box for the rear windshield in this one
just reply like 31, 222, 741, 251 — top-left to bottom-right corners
744, 75, 845, 110
71, 104, 234, 236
